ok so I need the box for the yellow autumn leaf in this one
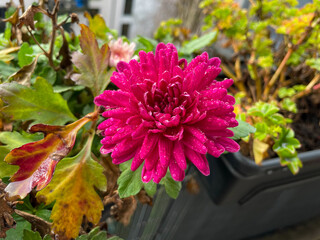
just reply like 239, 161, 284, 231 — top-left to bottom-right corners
84, 11, 108, 40
0, 47, 20, 63
37, 135, 107, 239
253, 138, 269, 165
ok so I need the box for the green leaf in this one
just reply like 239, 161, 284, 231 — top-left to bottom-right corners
53, 85, 85, 93
117, 161, 143, 198
143, 180, 157, 197
91, 231, 107, 240
22, 229, 42, 240
161, 173, 181, 199
281, 98, 297, 113
306, 58, 320, 71
179, 31, 218, 55
0, 77, 76, 125
0, 61, 18, 82
43, 235, 53, 240
108, 237, 124, 240
134, 35, 158, 53
18, 43, 34, 68
87, 227, 100, 239
254, 122, 268, 141
230, 119, 256, 139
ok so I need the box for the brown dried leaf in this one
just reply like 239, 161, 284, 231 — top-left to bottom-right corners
109, 195, 137, 226
58, 35, 72, 71
100, 155, 120, 195
137, 190, 153, 206
186, 176, 200, 195
17, 5, 48, 30
9, 55, 40, 86
0, 180, 15, 238
2, 9, 19, 25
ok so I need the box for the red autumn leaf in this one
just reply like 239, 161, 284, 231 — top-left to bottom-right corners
4, 111, 98, 199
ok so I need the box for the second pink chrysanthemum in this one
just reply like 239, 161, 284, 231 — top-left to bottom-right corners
94, 43, 240, 183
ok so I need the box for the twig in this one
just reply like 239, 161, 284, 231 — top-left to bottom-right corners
293, 73, 320, 100
47, 0, 60, 71
19, 0, 25, 13
27, 26, 48, 55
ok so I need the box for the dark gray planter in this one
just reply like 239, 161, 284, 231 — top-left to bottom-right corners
111, 149, 320, 240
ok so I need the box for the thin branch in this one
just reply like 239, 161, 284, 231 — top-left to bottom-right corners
27, 26, 48, 56
263, 13, 320, 98
293, 73, 320, 100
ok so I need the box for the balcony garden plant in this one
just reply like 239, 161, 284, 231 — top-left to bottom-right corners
0, 1, 254, 239
199, 0, 320, 171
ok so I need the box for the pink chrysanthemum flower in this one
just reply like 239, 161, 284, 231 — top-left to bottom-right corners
109, 38, 135, 67
94, 43, 240, 183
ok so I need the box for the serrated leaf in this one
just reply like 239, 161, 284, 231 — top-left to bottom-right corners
4, 113, 94, 199
0, 131, 41, 178
36, 135, 106, 239
18, 43, 34, 68
22, 229, 42, 240
71, 24, 113, 97
0, 77, 76, 125
161, 173, 181, 199
230, 119, 256, 139
117, 162, 143, 198
179, 31, 218, 55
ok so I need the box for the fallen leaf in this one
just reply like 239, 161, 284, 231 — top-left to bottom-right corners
37, 135, 107, 239
71, 24, 113, 97
253, 138, 270, 165
17, 5, 48, 30
4, 112, 96, 199
9, 55, 40, 86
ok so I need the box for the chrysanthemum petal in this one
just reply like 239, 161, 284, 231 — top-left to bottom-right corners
140, 133, 159, 159
173, 141, 187, 170
158, 136, 173, 168
218, 137, 240, 152
185, 148, 210, 176
169, 160, 185, 181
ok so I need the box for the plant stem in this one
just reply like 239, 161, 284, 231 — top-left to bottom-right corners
220, 63, 246, 92
27, 27, 48, 55
293, 73, 320, 100
47, 0, 60, 71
